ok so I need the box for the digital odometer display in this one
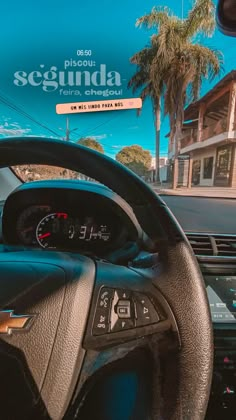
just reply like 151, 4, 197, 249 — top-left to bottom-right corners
36, 212, 112, 249
206, 276, 236, 323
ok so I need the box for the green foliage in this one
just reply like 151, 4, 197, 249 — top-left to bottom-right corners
129, 0, 223, 143
116, 145, 152, 177
77, 137, 104, 154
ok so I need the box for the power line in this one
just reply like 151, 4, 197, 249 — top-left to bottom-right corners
76, 113, 122, 140
68, 132, 167, 155
0, 91, 168, 157
0, 91, 61, 138
68, 112, 168, 155
65, 117, 119, 142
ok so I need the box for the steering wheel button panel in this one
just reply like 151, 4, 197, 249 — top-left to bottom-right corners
93, 287, 161, 336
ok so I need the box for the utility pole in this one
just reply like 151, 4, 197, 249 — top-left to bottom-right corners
66, 117, 70, 141
60, 117, 80, 178
60, 117, 80, 141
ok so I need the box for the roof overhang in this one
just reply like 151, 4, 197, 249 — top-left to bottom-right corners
180, 131, 236, 154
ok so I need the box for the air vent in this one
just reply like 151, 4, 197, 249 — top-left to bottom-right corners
214, 236, 236, 257
186, 234, 214, 256
186, 233, 236, 258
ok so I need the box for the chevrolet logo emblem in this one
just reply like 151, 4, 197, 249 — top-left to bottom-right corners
0, 310, 33, 335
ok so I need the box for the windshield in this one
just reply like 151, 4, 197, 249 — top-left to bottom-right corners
1, 0, 236, 198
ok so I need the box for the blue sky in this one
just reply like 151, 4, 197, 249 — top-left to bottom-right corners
0, 0, 235, 157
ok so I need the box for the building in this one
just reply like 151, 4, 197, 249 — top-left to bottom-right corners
168, 70, 236, 187
151, 156, 168, 168
150, 156, 168, 182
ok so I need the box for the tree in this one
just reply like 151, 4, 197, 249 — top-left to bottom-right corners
130, 0, 223, 188
116, 145, 152, 177
77, 137, 104, 154
129, 45, 163, 183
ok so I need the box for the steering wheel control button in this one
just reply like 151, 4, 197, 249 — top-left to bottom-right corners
92, 288, 114, 336
98, 288, 114, 310
134, 293, 160, 327
110, 290, 119, 331
93, 309, 110, 335
116, 289, 131, 300
110, 291, 135, 332
116, 300, 131, 319
112, 318, 134, 332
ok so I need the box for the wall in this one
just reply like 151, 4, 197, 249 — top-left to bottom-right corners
230, 145, 236, 187
160, 165, 167, 183
191, 148, 216, 187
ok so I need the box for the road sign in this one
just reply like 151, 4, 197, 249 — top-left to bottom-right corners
56, 98, 142, 115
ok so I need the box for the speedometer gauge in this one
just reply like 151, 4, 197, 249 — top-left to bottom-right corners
36, 212, 68, 248
17, 205, 51, 245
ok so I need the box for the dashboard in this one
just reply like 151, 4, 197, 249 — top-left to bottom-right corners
2, 180, 141, 259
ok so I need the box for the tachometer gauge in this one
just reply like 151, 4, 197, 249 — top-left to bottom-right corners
36, 212, 68, 249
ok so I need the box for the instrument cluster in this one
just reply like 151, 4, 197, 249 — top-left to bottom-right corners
16, 205, 113, 250
2, 181, 140, 256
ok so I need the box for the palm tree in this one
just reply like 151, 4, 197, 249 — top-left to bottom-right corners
129, 45, 163, 182
129, 0, 223, 188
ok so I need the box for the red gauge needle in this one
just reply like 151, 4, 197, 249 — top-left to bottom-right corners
38, 232, 51, 239
22, 227, 34, 233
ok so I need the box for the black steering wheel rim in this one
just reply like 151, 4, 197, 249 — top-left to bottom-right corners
0, 137, 213, 420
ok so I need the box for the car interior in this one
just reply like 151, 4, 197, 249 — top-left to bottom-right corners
1, 1, 236, 419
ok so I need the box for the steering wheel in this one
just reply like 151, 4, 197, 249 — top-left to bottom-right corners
0, 137, 212, 420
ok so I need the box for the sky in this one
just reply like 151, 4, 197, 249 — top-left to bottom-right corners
0, 0, 235, 158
